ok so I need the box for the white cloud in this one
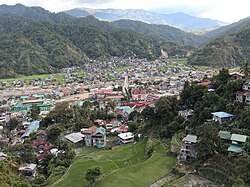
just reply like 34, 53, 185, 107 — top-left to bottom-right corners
0, 0, 249, 22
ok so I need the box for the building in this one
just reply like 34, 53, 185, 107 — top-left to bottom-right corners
131, 88, 147, 101
21, 121, 40, 138
179, 134, 197, 161
229, 72, 245, 80
92, 127, 106, 148
81, 126, 106, 148
18, 163, 37, 180
218, 130, 231, 143
0, 152, 7, 161
227, 134, 248, 153
236, 80, 250, 105
178, 109, 194, 120
118, 132, 134, 144
211, 111, 234, 124
65, 132, 85, 146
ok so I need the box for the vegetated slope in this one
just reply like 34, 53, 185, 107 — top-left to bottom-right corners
65, 8, 226, 31
188, 17, 250, 68
0, 4, 189, 78
0, 17, 87, 78
112, 19, 203, 47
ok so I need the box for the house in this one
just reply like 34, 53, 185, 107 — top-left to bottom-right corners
131, 88, 147, 101
65, 132, 85, 146
229, 72, 245, 80
0, 152, 7, 161
111, 125, 129, 133
227, 134, 248, 153
82, 126, 98, 146
243, 81, 250, 91
179, 134, 197, 161
211, 111, 234, 123
178, 109, 194, 120
235, 80, 250, 106
92, 127, 106, 148
18, 163, 37, 180
0, 113, 10, 125
81, 126, 106, 148
218, 130, 231, 144
118, 132, 134, 144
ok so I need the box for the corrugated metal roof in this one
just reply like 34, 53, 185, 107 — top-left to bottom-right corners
183, 134, 197, 143
231, 134, 248, 143
227, 144, 242, 153
211, 111, 234, 118
218, 130, 231, 140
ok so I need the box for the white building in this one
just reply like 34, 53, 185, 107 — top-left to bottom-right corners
118, 132, 134, 144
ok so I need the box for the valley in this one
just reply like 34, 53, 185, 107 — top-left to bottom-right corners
0, 3, 250, 187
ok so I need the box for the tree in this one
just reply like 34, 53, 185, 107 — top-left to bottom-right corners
196, 123, 221, 162
85, 167, 101, 186
141, 105, 155, 121
7, 118, 19, 131
154, 96, 178, 127
31, 104, 40, 120
240, 61, 250, 78
179, 81, 191, 107
10, 143, 36, 163
127, 121, 140, 133
47, 125, 63, 143
243, 140, 250, 155
239, 110, 250, 130
212, 68, 229, 88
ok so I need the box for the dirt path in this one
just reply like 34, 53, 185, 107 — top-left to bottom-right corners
171, 174, 220, 187
149, 173, 175, 187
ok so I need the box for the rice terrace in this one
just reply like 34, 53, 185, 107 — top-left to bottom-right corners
50, 139, 176, 187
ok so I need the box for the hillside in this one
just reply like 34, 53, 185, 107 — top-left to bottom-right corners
0, 4, 189, 78
112, 19, 203, 47
189, 17, 250, 68
65, 8, 226, 31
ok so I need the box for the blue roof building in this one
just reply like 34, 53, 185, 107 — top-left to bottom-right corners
21, 121, 40, 138
211, 111, 234, 124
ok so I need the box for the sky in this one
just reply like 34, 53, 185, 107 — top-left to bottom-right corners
0, 0, 250, 23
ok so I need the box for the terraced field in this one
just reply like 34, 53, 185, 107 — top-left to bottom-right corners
52, 139, 176, 187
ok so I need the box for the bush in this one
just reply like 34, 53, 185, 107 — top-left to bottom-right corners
85, 167, 101, 187
145, 139, 158, 158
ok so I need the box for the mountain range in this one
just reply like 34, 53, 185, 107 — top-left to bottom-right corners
64, 8, 227, 32
0, 4, 249, 78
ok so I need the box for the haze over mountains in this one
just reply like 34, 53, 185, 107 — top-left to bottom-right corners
0, 4, 249, 78
64, 8, 227, 32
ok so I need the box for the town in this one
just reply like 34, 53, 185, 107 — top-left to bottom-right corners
0, 56, 250, 186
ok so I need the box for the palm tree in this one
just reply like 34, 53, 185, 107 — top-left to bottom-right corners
240, 61, 250, 78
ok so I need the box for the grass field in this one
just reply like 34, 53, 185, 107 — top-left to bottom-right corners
0, 73, 65, 84
95, 142, 176, 187
52, 139, 176, 187
115, 66, 134, 71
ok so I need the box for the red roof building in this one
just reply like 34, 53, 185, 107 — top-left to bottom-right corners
82, 126, 98, 134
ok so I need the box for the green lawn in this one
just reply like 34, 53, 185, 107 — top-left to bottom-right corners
95, 143, 176, 187
167, 58, 188, 62
74, 146, 99, 157
0, 73, 65, 84
193, 65, 211, 70
115, 66, 134, 71
52, 159, 118, 187
72, 72, 85, 77
52, 139, 176, 187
